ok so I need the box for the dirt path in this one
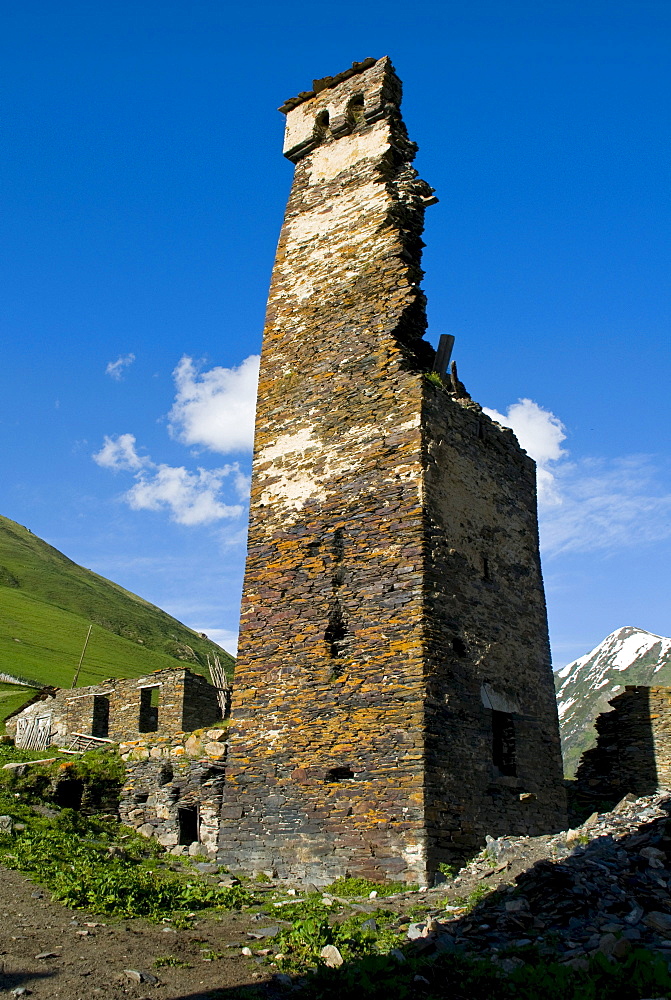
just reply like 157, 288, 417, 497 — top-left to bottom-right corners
0, 867, 277, 1000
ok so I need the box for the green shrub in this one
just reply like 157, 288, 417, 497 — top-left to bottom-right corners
0, 793, 251, 920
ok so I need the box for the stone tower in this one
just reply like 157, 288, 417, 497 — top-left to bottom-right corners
217, 57, 566, 885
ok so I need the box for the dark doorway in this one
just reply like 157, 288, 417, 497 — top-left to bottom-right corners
91, 695, 110, 738
178, 806, 199, 846
139, 686, 159, 733
54, 778, 84, 810
492, 710, 517, 776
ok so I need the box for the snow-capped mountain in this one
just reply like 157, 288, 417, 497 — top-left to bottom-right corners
555, 626, 671, 776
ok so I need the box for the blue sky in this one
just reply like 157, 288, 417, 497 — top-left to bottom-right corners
1, 0, 669, 666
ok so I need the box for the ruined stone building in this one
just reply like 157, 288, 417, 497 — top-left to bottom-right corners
6, 667, 221, 750
217, 57, 567, 885
574, 686, 671, 804
6, 667, 227, 851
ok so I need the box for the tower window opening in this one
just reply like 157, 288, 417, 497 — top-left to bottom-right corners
346, 94, 365, 125
325, 766, 355, 782
482, 557, 491, 581
332, 527, 344, 562
452, 636, 467, 657
139, 685, 160, 733
492, 710, 516, 776
313, 109, 330, 139
325, 601, 348, 659
91, 695, 109, 738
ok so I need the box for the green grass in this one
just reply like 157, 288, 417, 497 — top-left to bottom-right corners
0, 588, 207, 689
0, 747, 251, 919
327, 877, 410, 898
0, 681, 40, 731
0, 514, 234, 721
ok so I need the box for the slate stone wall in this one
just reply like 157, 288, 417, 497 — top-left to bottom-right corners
422, 389, 567, 861
217, 56, 566, 885
574, 686, 671, 803
120, 753, 226, 855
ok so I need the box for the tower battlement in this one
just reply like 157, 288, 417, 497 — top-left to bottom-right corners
217, 58, 566, 885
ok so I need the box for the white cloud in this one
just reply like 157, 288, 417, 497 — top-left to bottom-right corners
93, 433, 147, 471
189, 627, 239, 656
483, 398, 567, 505
105, 353, 136, 380
126, 464, 243, 526
484, 398, 671, 558
93, 433, 247, 526
540, 455, 671, 557
168, 354, 260, 454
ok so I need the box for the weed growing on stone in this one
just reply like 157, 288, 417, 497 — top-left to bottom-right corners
199, 947, 227, 961
436, 862, 456, 879
272, 907, 399, 972
153, 955, 192, 968
453, 884, 493, 912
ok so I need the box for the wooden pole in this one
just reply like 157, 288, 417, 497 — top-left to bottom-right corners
71, 624, 92, 688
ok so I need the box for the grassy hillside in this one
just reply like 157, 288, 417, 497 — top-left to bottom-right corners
0, 681, 39, 729
0, 514, 234, 713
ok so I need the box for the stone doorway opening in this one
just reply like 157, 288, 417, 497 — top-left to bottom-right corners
139, 685, 160, 733
178, 806, 199, 846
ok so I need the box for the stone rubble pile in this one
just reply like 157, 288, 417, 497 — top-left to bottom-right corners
404, 792, 671, 971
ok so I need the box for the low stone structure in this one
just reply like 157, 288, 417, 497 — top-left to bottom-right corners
119, 735, 227, 856
5, 667, 222, 749
574, 686, 671, 804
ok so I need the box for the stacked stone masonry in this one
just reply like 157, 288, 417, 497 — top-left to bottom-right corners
119, 739, 227, 855
575, 686, 671, 803
217, 56, 567, 885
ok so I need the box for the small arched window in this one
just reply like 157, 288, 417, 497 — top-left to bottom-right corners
313, 109, 330, 140
346, 94, 365, 126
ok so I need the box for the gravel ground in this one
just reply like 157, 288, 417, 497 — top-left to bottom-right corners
3, 791, 671, 997
0, 867, 279, 1000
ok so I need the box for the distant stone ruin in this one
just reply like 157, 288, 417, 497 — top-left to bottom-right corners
574, 686, 671, 804
217, 56, 567, 885
5, 667, 221, 751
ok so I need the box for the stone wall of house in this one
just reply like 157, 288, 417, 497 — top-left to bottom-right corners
119, 730, 228, 855
6, 668, 222, 748
574, 686, 671, 803
217, 57, 566, 886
